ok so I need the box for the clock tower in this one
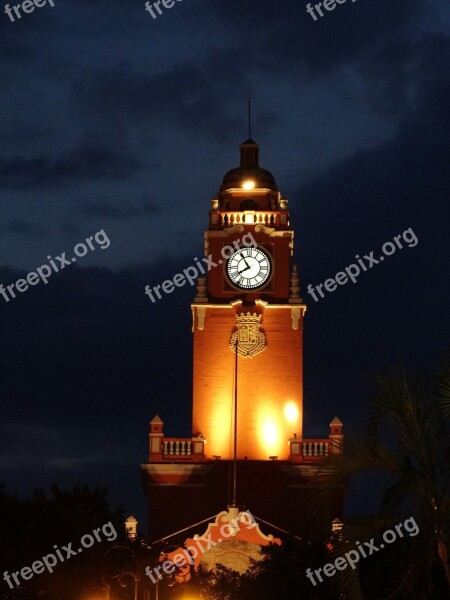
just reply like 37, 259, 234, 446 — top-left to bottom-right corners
141, 138, 344, 543
192, 137, 306, 461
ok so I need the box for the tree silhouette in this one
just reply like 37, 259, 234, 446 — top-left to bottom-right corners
312, 356, 450, 599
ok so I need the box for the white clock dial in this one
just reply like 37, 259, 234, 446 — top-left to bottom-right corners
227, 247, 272, 290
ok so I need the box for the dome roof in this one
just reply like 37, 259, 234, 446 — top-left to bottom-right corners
220, 139, 278, 192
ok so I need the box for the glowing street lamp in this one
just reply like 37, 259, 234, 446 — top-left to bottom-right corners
84, 584, 110, 600
125, 515, 138, 540
181, 584, 202, 600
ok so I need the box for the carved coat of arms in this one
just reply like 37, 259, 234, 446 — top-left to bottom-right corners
230, 312, 266, 358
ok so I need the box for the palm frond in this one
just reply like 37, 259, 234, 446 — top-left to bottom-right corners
433, 351, 450, 419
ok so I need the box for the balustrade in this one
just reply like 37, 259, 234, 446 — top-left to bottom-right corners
302, 439, 330, 458
162, 439, 193, 457
209, 210, 289, 228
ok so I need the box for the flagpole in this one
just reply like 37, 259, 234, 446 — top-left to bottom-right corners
232, 337, 238, 507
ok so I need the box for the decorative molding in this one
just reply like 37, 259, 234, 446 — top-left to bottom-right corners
223, 224, 245, 235
291, 306, 302, 330
255, 299, 268, 308
230, 312, 266, 358
150, 437, 161, 452
191, 305, 207, 331
194, 277, 208, 303
289, 264, 302, 304
255, 303, 306, 310
254, 224, 275, 235
222, 187, 273, 194
200, 539, 263, 574
182, 509, 281, 575
140, 463, 213, 477
196, 306, 206, 330
254, 225, 294, 238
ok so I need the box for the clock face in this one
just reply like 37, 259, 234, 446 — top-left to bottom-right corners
227, 247, 272, 290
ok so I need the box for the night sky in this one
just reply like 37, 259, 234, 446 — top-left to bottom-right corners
1, 0, 449, 534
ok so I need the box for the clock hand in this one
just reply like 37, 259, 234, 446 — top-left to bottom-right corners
238, 265, 251, 274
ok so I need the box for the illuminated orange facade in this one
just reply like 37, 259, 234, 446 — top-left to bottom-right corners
141, 139, 344, 542
191, 139, 306, 460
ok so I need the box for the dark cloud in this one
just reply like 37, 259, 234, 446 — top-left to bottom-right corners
202, 0, 428, 76
72, 57, 252, 141
289, 30, 450, 437
65, 0, 435, 151
62, 222, 84, 237
3, 219, 47, 236
295, 33, 450, 258
0, 424, 123, 471
0, 261, 193, 510
0, 22, 38, 63
0, 143, 145, 190
0, 262, 193, 431
77, 200, 160, 219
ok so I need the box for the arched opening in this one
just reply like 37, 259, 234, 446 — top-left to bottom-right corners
240, 198, 258, 211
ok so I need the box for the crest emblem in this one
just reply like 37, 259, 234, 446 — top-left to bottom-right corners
230, 312, 266, 358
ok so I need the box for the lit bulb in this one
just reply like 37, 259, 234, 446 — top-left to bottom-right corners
242, 180, 255, 190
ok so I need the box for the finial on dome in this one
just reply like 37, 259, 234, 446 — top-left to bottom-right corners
240, 138, 259, 169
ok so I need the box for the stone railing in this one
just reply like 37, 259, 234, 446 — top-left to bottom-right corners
148, 417, 342, 465
289, 418, 344, 463
289, 427, 343, 463
209, 210, 289, 229
303, 439, 331, 458
289, 438, 333, 463
163, 439, 193, 457
148, 429, 206, 463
